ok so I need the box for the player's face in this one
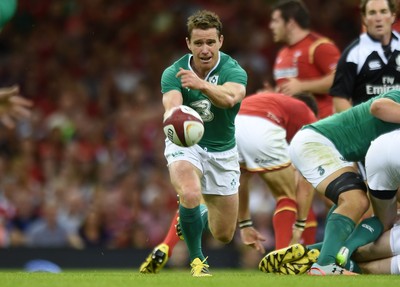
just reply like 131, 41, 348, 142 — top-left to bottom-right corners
186, 28, 223, 76
363, 0, 395, 43
269, 10, 288, 43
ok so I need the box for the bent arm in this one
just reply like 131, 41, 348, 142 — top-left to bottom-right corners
176, 68, 245, 109
199, 81, 246, 109
300, 73, 335, 95
370, 98, 400, 123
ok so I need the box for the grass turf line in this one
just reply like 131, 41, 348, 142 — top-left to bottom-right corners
0, 269, 398, 287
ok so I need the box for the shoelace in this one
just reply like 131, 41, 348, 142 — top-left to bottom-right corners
191, 257, 209, 271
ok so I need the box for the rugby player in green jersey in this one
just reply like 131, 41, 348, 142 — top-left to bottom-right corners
140, 10, 247, 277
260, 89, 400, 275
261, 130, 400, 275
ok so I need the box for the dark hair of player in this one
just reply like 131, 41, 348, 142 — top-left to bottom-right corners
293, 92, 319, 118
271, 0, 310, 29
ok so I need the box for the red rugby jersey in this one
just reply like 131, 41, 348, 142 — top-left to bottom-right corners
273, 32, 340, 119
238, 92, 317, 143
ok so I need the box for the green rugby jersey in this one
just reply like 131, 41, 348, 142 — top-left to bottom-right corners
305, 89, 400, 162
161, 52, 247, 152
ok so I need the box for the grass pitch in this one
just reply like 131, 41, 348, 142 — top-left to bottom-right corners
0, 269, 399, 287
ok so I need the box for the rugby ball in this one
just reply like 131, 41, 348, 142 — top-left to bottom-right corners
163, 105, 204, 147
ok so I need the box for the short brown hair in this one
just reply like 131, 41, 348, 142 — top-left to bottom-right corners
187, 10, 222, 40
359, 0, 397, 15
271, 0, 310, 29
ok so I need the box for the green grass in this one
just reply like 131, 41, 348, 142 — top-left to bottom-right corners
0, 269, 398, 287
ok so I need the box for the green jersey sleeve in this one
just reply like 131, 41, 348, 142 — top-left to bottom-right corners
161, 65, 181, 94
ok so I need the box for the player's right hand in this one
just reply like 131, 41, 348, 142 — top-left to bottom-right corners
0, 85, 33, 128
240, 226, 266, 254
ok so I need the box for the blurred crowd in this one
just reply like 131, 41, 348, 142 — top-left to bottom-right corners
0, 0, 361, 258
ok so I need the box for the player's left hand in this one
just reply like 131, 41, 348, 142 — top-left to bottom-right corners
289, 225, 304, 245
0, 85, 33, 128
240, 226, 266, 254
277, 78, 303, 96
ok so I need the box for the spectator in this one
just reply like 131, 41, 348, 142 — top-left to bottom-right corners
78, 209, 110, 248
25, 200, 83, 248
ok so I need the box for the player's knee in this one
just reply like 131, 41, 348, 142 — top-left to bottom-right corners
352, 193, 370, 214
178, 190, 202, 208
214, 233, 234, 244
325, 172, 367, 205
211, 227, 235, 244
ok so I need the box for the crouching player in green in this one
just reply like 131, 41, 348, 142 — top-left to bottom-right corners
260, 89, 400, 275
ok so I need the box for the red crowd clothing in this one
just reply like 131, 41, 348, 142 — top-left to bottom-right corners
392, 19, 400, 33
238, 92, 317, 143
273, 32, 340, 119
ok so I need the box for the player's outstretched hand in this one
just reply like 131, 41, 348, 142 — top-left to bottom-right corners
240, 226, 266, 254
0, 85, 33, 128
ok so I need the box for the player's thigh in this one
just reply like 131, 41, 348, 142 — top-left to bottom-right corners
165, 140, 203, 195
169, 160, 202, 195
259, 165, 296, 199
354, 228, 393, 262
289, 128, 353, 191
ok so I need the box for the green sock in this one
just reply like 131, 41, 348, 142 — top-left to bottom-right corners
305, 204, 336, 252
306, 242, 323, 251
343, 216, 383, 256
318, 213, 355, 265
199, 204, 209, 232
305, 205, 336, 252
179, 205, 206, 262
326, 204, 337, 220
346, 259, 361, 274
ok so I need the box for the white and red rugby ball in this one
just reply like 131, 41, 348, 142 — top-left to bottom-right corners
163, 105, 204, 147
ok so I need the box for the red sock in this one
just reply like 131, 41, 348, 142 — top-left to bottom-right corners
163, 211, 180, 257
301, 207, 317, 245
273, 197, 297, 249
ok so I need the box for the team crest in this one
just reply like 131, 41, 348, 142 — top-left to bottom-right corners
208, 75, 219, 85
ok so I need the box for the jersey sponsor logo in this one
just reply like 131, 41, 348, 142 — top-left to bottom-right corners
365, 76, 400, 95
365, 84, 400, 95
191, 99, 214, 122
368, 60, 382, 70
274, 68, 298, 79
383, 76, 395, 84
